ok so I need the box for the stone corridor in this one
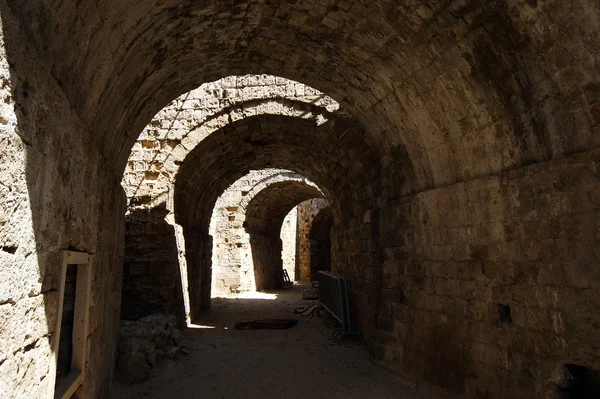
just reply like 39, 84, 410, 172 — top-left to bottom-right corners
1, 1, 599, 398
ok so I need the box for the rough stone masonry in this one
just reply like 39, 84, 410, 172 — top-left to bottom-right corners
0, 1, 599, 398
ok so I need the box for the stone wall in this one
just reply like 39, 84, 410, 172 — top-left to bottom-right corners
309, 207, 334, 279
280, 209, 297, 281
121, 206, 184, 323
0, 4, 124, 398
296, 199, 331, 281
210, 169, 309, 295
331, 211, 382, 344
351, 149, 600, 397
120, 74, 353, 320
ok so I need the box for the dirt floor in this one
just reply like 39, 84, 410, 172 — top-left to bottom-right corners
111, 285, 431, 399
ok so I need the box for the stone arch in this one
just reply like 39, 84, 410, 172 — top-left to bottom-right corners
238, 171, 323, 215
121, 75, 381, 323
173, 112, 381, 319
209, 168, 323, 295
3, 3, 600, 397
244, 179, 324, 290
122, 75, 351, 209
18, 2, 597, 198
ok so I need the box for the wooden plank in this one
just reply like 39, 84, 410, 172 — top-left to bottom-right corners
55, 372, 83, 399
301, 304, 319, 316
71, 256, 93, 376
47, 251, 69, 398
64, 251, 90, 265
49, 250, 92, 399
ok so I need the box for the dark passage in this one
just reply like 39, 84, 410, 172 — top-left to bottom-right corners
559, 364, 600, 399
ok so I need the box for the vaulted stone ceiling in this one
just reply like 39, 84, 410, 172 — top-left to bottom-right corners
174, 112, 379, 234
244, 179, 324, 234
8, 0, 598, 194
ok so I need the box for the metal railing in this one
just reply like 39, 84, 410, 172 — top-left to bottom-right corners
318, 271, 358, 342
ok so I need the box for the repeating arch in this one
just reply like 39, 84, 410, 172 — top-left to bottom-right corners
3, 3, 599, 397
173, 112, 380, 317
209, 169, 323, 295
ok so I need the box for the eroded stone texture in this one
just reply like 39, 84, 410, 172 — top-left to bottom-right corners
305, 142, 600, 398
369, 149, 600, 397
0, 4, 126, 399
116, 314, 182, 384
1, 1, 599, 398
120, 76, 354, 325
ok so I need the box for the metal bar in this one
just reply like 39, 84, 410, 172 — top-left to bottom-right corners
318, 271, 350, 331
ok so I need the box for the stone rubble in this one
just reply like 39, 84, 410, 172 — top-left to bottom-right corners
116, 314, 183, 385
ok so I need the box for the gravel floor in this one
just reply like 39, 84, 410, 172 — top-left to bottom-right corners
111, 285, 429, 399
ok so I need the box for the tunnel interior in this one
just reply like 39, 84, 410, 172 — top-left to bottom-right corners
0, 1, 599, 398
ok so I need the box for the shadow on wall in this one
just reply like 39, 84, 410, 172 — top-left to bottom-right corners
0, 4, 126, 398
121, 207, 186, 325
249, 233, 283, 291
308, 207, 334, 280
180, 222, 213, 316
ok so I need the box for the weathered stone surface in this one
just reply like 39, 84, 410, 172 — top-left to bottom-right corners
371, 149, 600, 397
116, 314, 182, 385
296, 199, 331, 281
210, 169, 321, 295
0, 1, 599, 398
0, 4, 124, 398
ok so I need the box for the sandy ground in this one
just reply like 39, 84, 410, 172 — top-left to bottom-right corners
111, 285, 429, 399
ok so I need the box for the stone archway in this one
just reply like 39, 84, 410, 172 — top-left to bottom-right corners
209, 168, 323, 295
173, 111, 380, 321
2, 3, 600, 397
243, 178, 324, 291
120, 75, 381, 324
